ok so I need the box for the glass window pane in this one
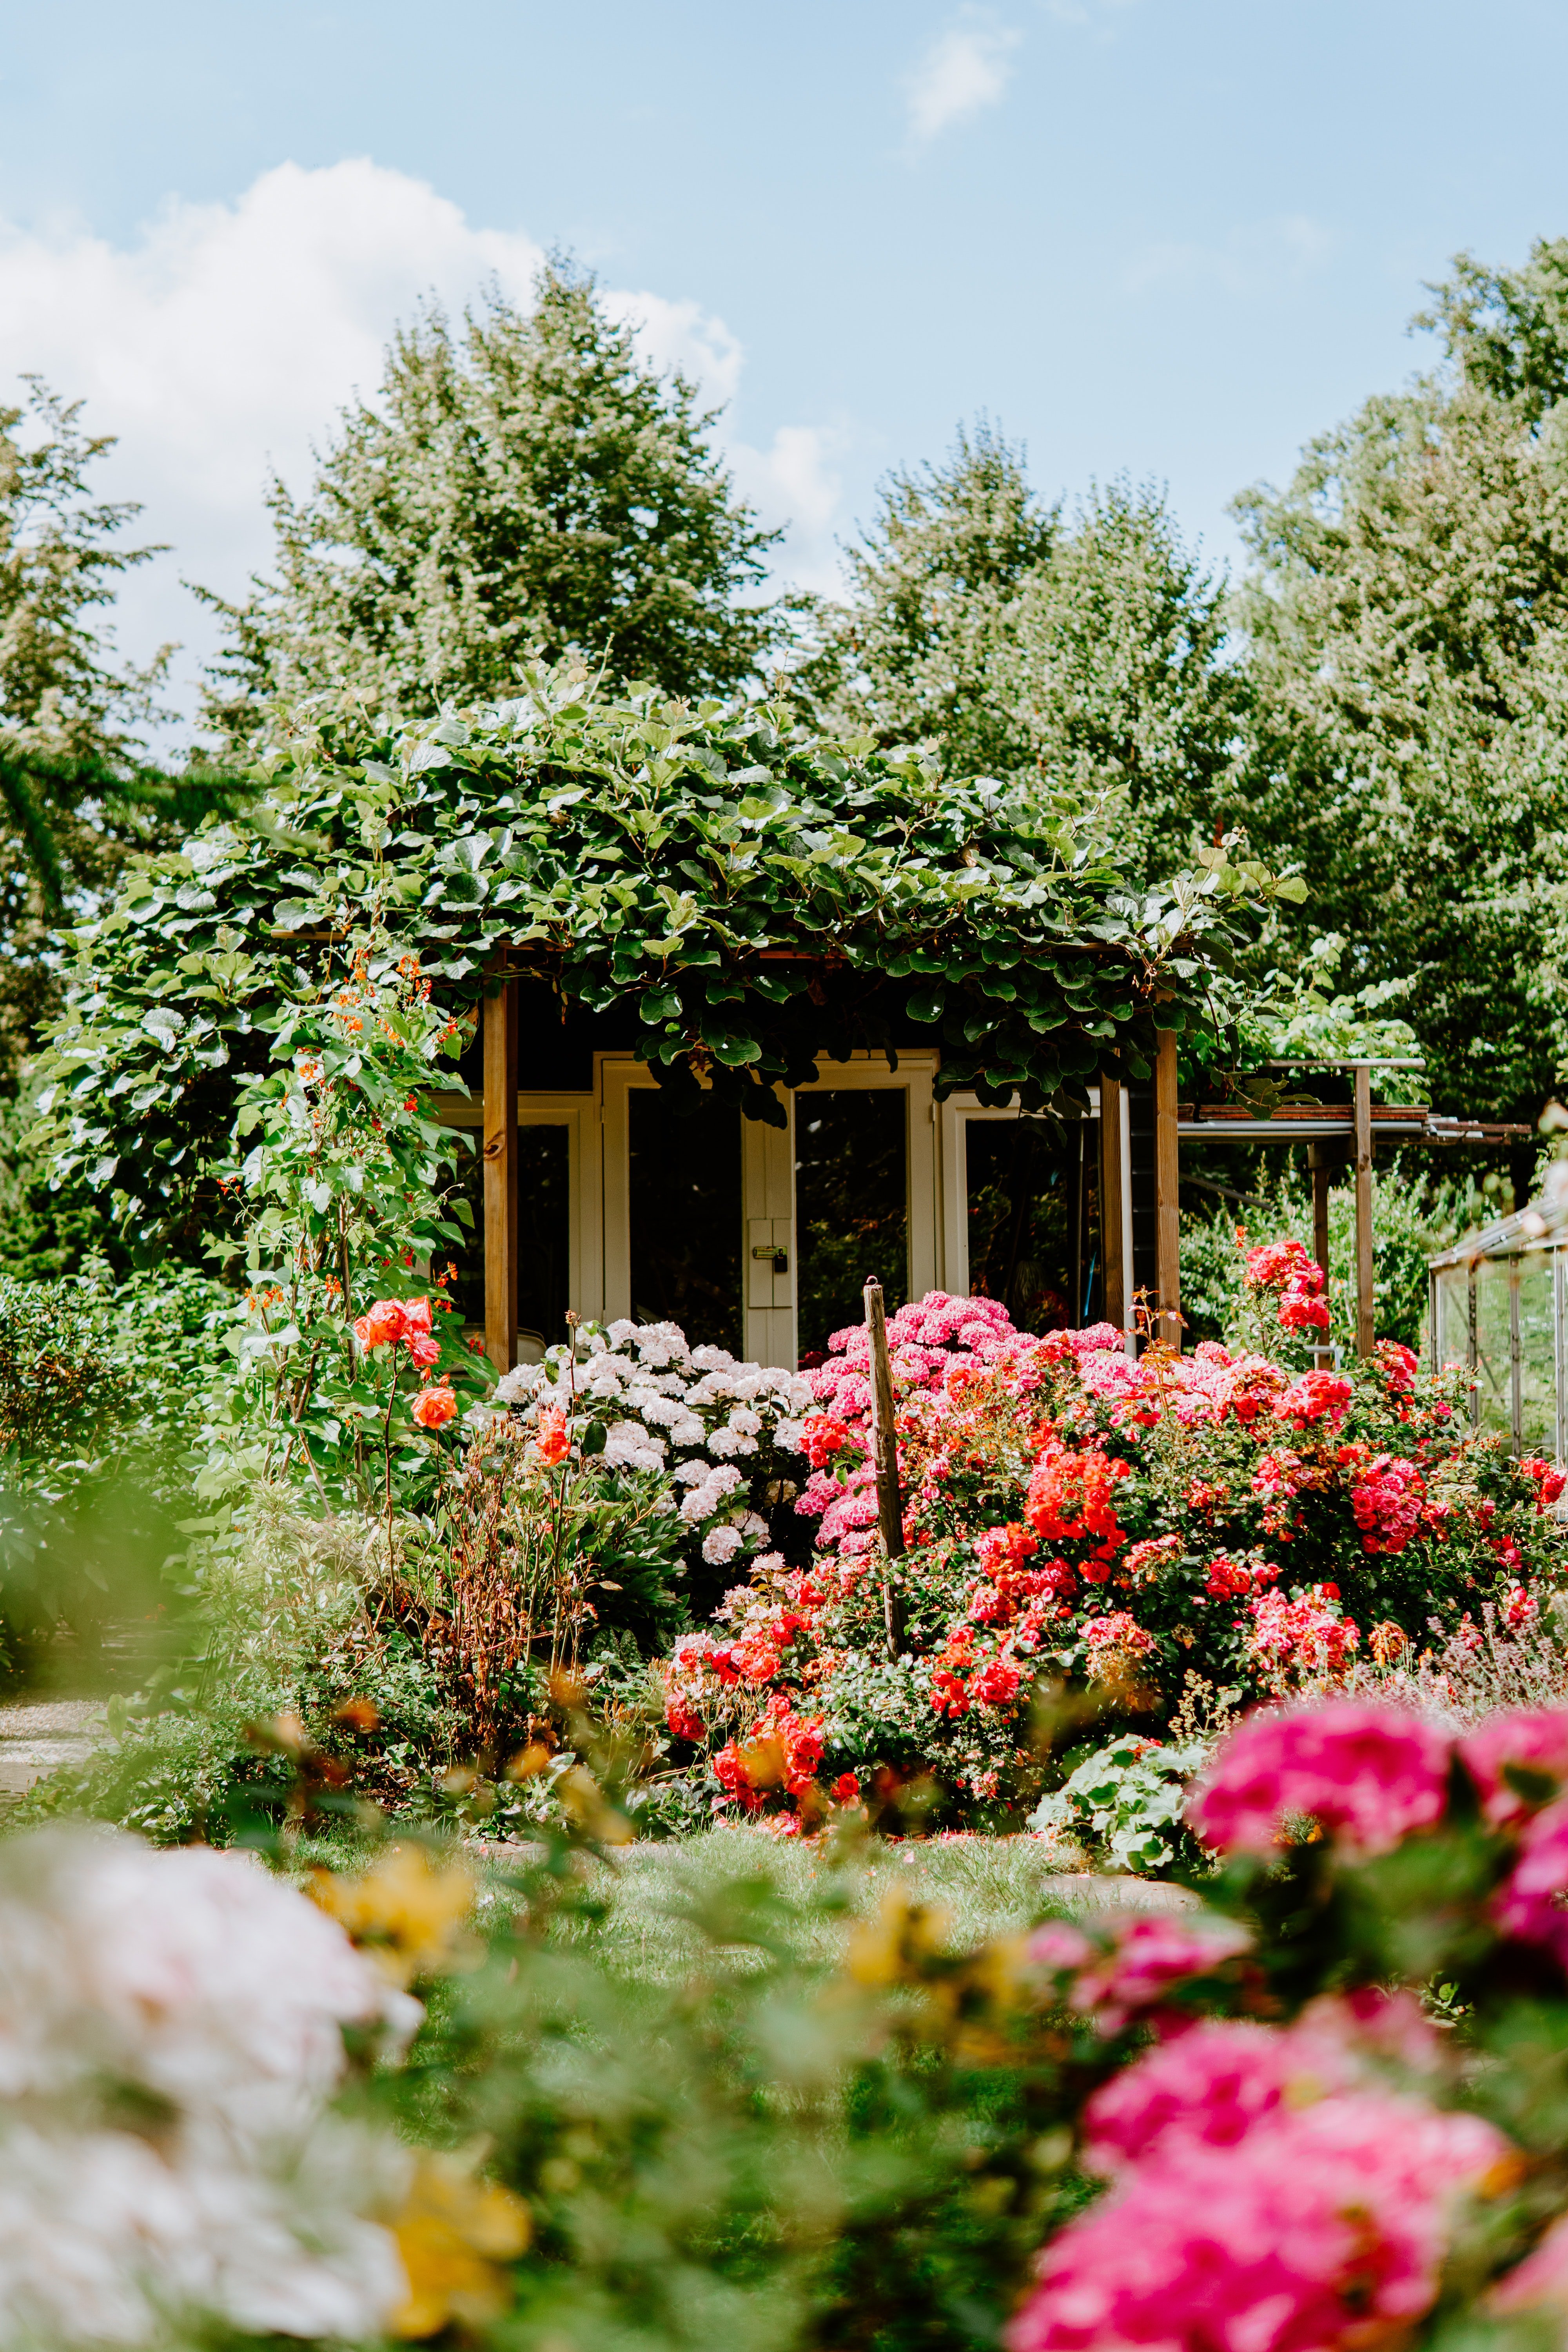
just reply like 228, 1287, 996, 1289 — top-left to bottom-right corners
629, 1087, 742, 1354
445, 1123, 571, 1360
1475, 1260, 1512, 1441
1520, 1262, 1555, 1453
796, 1090, 908, 1361
965, 1118, 1080, 1332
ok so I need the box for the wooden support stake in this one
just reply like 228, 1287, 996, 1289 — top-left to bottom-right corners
1155, 1029, 1181, 1351
1354, 1062, 1374, 1359
483, 958, 519, 1376
1308, 1142, 1332, 1371
1099, 1078, 1126, 1336
864, 1278, 905, 1657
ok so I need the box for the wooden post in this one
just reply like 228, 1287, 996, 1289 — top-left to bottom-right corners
1155, 1028, 1181, 1350
483, 958, 519, 1375
1353, 1062, 1374, 1359
1308, 1141, 1332, 1371
864, 1278, 905, 1657
1099, 1078, 1125, 1336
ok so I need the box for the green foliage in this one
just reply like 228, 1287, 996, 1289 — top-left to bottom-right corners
794, 437, 1243, 885
38, 662, 1295, 1266
202, 261, 782, 731
0, 1260, 234, 1662
1029, 1732, 1205, 1873
1232, 248, 1568, 1118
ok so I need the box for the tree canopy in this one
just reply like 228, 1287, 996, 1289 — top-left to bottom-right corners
37, 662, 1298, 1251
1232, 242, 1568, 1118
203, 261, 783, 734
793, 430, 1242, 884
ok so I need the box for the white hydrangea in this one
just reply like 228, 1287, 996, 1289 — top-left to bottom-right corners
0, 1826, 414, 2347
493, 1318, 806, 1568
702, 1524, 744, 1566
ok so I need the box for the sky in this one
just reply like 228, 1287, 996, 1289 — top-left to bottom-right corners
4, 0, 1568, 734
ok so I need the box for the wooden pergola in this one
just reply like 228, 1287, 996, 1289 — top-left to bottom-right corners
1107, 1049, 1527, 1363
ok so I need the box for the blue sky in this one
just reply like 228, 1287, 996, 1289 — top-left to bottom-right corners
3, 0, 1567, 725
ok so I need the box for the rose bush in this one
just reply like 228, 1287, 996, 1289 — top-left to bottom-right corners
661, 1295, 1568, 1829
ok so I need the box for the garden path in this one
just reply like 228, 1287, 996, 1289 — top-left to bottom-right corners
0, 1695, 106, 1801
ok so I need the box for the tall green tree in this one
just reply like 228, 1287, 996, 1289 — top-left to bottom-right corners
794, 430, 1240, 878
0, 379, 176, 1082
1233, 238, 1568, 1119
203, 260, 782, 731
789, 421, 1058, 775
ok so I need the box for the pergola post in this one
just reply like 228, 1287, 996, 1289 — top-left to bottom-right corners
1308, 1141, 1333, 1371
1100, 1077, 1126, 1338
1353, 1062, 1375, 1358
1155, 1028, 1181, 1350
482, 955, 518, 1375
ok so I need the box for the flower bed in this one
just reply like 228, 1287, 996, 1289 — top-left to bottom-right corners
660, 1292, 1568, 1829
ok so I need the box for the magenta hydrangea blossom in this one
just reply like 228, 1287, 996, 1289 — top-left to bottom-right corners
1187, 1701, 1452, 1857
1026, 1910, 1252, 2032
1460, 1710, 1568, 1828
1083, 2020, 1296, 2168
1493, 1794, 1568, 1965
1008, 2092, 1510, 2352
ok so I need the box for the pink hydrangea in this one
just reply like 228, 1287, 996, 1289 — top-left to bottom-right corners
1008, 2092, 1511, 2352
1459, 1710, 1568, 1827
1082, 2020, 1296, 2167
1026, 1910, 1253, 2032
1188, 1701, 1452, 1857
1493, 1795, 1568, 1965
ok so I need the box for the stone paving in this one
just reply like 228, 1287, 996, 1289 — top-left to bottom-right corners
0, 1694, 106, 1799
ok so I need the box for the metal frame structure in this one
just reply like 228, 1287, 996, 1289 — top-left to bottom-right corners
1426, 1214, 1568, 1462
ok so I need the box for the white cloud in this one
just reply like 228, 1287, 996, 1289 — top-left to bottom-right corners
904, 13, 1023, 145
0, 159, 844, 727
1126, 213, 1332, 298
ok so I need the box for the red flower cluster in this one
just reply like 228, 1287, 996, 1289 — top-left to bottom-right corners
802, 1413, 851, 1470
1242, 1234, 1331, 1333
1345, 1452, 1436, 1555
1521, 1456, 1568, 1512
1025, 1441, 1129, 1572
1245, 1585, 1359, 1688
534, 1405, 570, 1466
712, 1695, 825, 1812
353, 1295, 436, 1361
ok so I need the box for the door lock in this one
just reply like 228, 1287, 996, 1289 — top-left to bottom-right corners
751, 1244, 789, 1273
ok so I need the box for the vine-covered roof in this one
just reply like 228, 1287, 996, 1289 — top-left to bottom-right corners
39, 666, 1301, 1235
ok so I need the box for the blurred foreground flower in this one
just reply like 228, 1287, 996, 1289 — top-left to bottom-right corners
0, 1825, 417, 2346
390, 2151, 532, 2338
309, 1843, 477, 1985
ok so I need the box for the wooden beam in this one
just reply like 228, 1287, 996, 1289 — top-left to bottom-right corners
1155, 1029, 1181, 1350
1308, 1141, 1332, 1371
1353, 1062, 1374, 1358
1100, 1078, 1125, 1335
482, 961, 519, 1375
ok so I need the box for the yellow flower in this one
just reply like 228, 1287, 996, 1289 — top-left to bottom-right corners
309, 1844, 476, 1985
846, 1886, 953, 1987
390, 2152, 532, 2339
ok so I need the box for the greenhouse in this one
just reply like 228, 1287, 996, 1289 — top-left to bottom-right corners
1427, 1212, 1568, 1457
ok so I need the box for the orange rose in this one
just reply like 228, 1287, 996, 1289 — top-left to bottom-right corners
535, 1405, 570, 1466
401, 1297, 433, 1338
354, 1298, 408, 1350
411, 1384, 458, 1430
406, 1332, 441, 1371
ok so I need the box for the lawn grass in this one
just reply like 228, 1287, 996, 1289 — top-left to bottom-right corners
464, 1826, 1187, 1982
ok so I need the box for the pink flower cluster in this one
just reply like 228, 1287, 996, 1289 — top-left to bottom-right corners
1010, 2000, 1511, 2352
1241, 1234, 1331, 1334
805, 1291, 1020, 1422
1188, 1701, 1450, 1855
1027, 1910, 1254, 2034
1243, 1586, 1359, 1690
1348, 1452, 1430, 1555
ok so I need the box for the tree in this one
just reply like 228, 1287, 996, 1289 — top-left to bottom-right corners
203, 260, 782, 730
0, 379, 176, 1082
794, 432, 1241, 879
788, 420, 1058, 775
990, 479, 1243, 880
1232, 242, 1568, 1120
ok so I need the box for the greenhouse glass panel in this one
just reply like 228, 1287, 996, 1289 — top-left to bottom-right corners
1520, 1262, 1556, 1453
1474, 1259, 1513, 1442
